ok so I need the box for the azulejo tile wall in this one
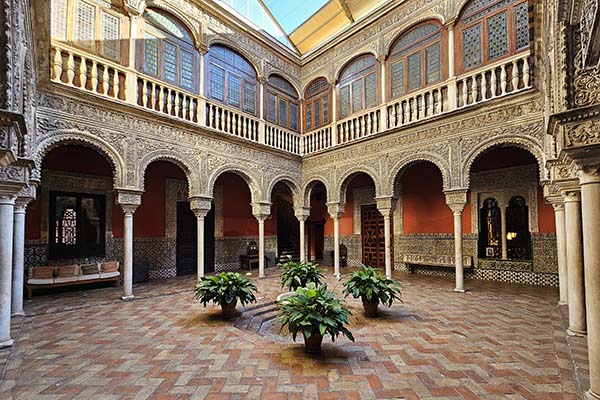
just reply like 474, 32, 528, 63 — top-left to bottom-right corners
214, 236, 277, 272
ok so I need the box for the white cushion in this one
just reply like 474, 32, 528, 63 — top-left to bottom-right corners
78, 273, 101, 281
27, 278, 54, 285
54, 276, 78, 283
99, 271, 120, 279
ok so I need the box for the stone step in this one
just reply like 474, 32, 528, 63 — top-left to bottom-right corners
235, 301, 277, 330
247, 307, 281, 332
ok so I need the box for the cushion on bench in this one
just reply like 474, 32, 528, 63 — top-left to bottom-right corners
54, 276, 79, 283
81, 264, 99, 275
99, 271, 120, 279
78, 273, 101, 281
27, 278, 55, 285
56, 265, 80, 277
101, 261, 119, 272
30, 266, 54, 279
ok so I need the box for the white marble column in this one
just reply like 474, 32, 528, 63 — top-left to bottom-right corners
191, 197, 212, 281
376, 197, 397, 279
252, 202, 271, 278
295, 208, 310, 262
0, 194, 16, 347
327, 203, 344, 279
580, 170, 600, 400
564, 189, 586, 336
11, 194, 34, 316
117, 191, 142, 302
446, 190, 468, 292
499, 202, 508, 260
552, 202, 569, 305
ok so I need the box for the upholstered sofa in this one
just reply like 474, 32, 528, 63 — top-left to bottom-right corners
25, 261, 121, 298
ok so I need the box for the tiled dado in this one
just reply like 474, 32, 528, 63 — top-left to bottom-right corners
214, 235, 278, 271
323, 235, 362, 266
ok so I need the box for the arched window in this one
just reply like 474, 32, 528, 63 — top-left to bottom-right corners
304, 78, 331, 132
139, 9, 197, 92
478, 197, 501, 258
388, 22, 445, 99
51, 0, 125, 62
266, 75, 299, 132
457, 0, 530, 72
338, 55, 378, 119
206, 45, 258, 115
506, 196, 531, 259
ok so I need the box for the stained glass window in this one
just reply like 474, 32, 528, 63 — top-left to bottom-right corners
339, 55, 378, 118
304, 78, 331, 131
207, 45, 257, 115
389, 22, 443, 98
459, 0, 529, 71
267, 75, 299, 132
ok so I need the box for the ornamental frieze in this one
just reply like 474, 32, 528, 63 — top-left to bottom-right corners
564, 119, 600, 147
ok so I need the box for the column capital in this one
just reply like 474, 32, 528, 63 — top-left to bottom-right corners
444, 18, 456, 29
327, 202, 344, 219
258, 75, 268, 85
579, 165, 600, 185
552, 203, 565, 212
124, 0, 146, 16
562, 188, 581, 203
116, 189, 143, 213
375, 196, 397, 217
189, 196, 212, 216
252, 202, 271, 220
444, 189, 468, 213
377, 53, 386, 63
196, 43, 208, 55
294, 207, 311, 221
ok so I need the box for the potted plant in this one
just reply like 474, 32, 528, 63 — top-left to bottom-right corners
343, 265, 403, 317
278, 282, 354, 353
194, 272, 258, 318
279, 261, 324, 291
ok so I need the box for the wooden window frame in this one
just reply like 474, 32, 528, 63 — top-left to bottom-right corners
304, 78, 332, 132
138, 10, 199, 93
265, 77, 300, 132
205, 45, 258, 116
387, 21, 448, 101
456, 0, 530, 75
337, 54, 379, 120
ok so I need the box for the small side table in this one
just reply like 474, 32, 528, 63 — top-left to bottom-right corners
239, 255, 269, 270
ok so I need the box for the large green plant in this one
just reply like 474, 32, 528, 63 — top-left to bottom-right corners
343, 265, 403, 306
279, 261, 324, 291
278, 282, 354, 342
194, 272, 258, 307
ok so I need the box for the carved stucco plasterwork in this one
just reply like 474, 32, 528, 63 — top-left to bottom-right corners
165, 178, 188, 239
564, 118, 600, 147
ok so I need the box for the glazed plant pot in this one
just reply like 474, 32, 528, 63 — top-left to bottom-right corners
303, 332, 324, 353
362, 298, 379, 317
221, 299, 238, 318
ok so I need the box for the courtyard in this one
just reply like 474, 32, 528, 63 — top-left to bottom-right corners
0, 269, 588, 399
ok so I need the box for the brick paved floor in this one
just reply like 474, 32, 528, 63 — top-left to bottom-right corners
0, 268, 588, 399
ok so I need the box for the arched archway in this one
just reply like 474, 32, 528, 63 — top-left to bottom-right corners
306, 180, 328, 263
271, 181, 299, 263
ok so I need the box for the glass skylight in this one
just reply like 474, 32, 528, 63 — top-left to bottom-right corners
262, 0, 328, 33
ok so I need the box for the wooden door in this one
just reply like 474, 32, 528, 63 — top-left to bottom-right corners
361, 204, 389, 268
176, 203, 215, 276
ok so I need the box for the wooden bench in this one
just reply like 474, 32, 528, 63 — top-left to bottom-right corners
402, 254, 473, 274
25, 262, 121, 299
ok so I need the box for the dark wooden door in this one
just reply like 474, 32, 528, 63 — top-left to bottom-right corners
361, 204, 389, 268
176, 203, 216, 276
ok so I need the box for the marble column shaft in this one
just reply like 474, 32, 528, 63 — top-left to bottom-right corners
0, 195, 16, 347
564, 190, 586, 336
11, 201, 28, 316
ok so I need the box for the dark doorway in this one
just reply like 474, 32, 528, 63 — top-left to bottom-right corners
361, 204, 387, 268
176, 202, 215, 276
308, 221, 325, 261
275, 191, 299, 263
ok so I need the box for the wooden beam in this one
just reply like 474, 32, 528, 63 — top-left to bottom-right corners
255, 0, 302, 55
335, 0, 354, 23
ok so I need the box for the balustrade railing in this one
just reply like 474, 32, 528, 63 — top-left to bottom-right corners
50, 43, 534, 157
456, 51, 531, 108
303, 125, 333, 154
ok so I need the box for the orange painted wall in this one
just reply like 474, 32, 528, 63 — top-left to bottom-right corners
537, 185, 556, 233
219, 173, 277, 236
401, 163, 470, 234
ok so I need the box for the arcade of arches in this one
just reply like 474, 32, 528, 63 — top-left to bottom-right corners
1, 0, 600, 398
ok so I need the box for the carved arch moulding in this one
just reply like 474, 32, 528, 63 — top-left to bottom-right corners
136, 149, 201, 197
387, 152, 452, 193
265, 174, 303, 209
332, 164, 383, 205
301, 175, 333, 208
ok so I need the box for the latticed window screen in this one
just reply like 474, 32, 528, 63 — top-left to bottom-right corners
304, 78, 331, 131
74, 0, 96, 50
305, 104, 312, 130
459, 0, 529, 71
57, 209, 77, 245
351, 80, 363, 113
365, 73, 377, 109
340, 85, 351, 119
290, 104, 298, 131
339, 55, 377, 118
267, 75, 299, 131
207, 45, 257, 114
389, 23, 442, 98
267, 92, 277, 122
487, 11, 508, 60
100, 11, 120, 60
210, 66, 225, 101
143, 33, 159, 77
313, 101, 320, 128
163, 41, 178, 83
180, 49, 195, 91
322, 94, 329, 125
51, 0, 69, 40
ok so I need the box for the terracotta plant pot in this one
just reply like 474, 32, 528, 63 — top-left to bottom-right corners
221, 299, 238, 318
362, 298, 379, 317
303, 332, 323, 353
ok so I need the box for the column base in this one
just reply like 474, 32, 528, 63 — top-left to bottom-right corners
454, 288, 466, 293
11, 311, 25, 317
585, 389, 600, 400
121, 295, 135, 302
567, 327, 587, 337
0, 338, 14, 348
558, 301, 568, 306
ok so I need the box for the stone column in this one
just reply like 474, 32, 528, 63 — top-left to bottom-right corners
446, 20, 457, 111
445, 190, 468, 292
327, 202, 344, 279
190, 196, 212, 281
11, 188, 35, 316
378, 55, 388, 128
563, 189, 586, 336
258, 75, 267, 144
580, 169, 600, 399
0, 194, 16, 347
295, 207, 310, 262
252, 202, 271, 278
376, 197, 397, 279
499, 200, 508, 260
116, 190, 142, 302
551, 202, 569, 305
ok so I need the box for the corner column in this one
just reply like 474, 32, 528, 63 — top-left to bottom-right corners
252, 202, 271, 278
116, 190, 142, 301
499, 200, 508, 260
563, 188, 586, 336
376, 196, 397, 279
190, 196, 213, 281
11, 187, 36, 316
0, 193, 16, 347
550, 201, 569, 305
295, 207, 310, 262
579, 169, 600, 400
445, 190, 468, 292
327, 202, 344, 279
